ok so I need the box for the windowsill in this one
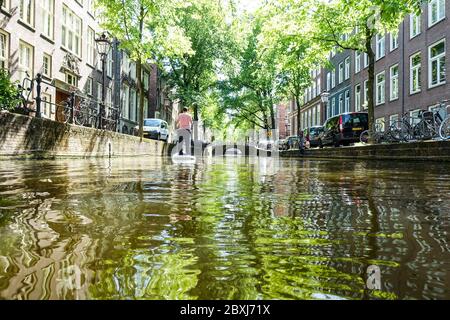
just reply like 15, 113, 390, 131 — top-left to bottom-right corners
42, 74, 52, 81
390, 47, 399, 53
376, 102, 385, 107
428, 82, 446, 90
0, 8, 12, 17
410, 90, 421, 96
18, 20, 36, 32
86, 62, 96, 70
390, 97, 399, 102
40, 34, 55, 44
428, 17, 446, 29
376, 56, 385, 62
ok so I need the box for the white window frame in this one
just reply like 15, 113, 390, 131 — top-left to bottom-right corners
41, 0, 54, 40
376, 34, 385, 60
355, 84, 361, 112
390, 64, 399, 101
363, 80, 368, 109
364, 53, 369, 68
338, 62, 344, 84
87, 27, 96, 67
338, 93, 343, 114
1, 0, 10, 11
344, 90, 350, 113
428, 0, 445, 27
331, 70, 336, 88
410, 13, 421, 39
344, 57, 350, 80
410, 52, 422, 94
86, 77, 93, 96
428, 39, 446, 88
42, 53, 52, 78
389, 114, 399, 127
19, 0, 35, 27
122, 84, 130, 119
62, 5, 82, 57
19, 41, 34, 83
390, 32, 399, 51
355, 51, 361, 73
0, 30, 9, 70
376, 71, 386, 105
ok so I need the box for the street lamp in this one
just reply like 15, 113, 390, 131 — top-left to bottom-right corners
95, 32, 112, 129
321, 92, 330, 120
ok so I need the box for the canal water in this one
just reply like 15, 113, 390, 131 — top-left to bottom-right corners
0, 157, 449, 300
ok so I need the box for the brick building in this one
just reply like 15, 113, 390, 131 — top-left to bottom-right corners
0, 0, 178, 136
289, 0, 450, 135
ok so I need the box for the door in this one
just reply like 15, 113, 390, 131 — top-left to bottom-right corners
55, 90, 70, 123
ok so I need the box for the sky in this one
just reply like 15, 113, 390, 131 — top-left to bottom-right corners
237, 0, 262, 13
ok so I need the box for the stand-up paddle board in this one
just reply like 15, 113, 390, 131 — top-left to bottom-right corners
172, 154, 196, 164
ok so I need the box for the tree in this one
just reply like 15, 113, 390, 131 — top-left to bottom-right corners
259, 1, 328, 138
160, 0, 234, 140
0, 69, 20, 111
306, 0, 416, 142
96, 0, 192, 141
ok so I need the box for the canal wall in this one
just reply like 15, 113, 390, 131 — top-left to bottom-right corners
0, 111, 170, 159
280, 140, 450, 162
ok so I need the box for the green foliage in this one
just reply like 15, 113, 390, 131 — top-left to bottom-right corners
160, 0, 235, 122
0, 69, 20, 111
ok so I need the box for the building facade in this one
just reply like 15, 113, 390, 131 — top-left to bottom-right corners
290, 0, 450, 135
0, 0, 179, 136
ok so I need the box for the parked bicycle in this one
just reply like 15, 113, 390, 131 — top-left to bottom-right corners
360, 120, 397, 144
436, 100, 450, 140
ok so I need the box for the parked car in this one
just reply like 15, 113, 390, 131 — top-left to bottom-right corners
286, 136, 300, 150
318, 112, 369, 148
135, 118, 170, 141
276, 139, 287, 151
303, 126, 324, 148
257, 140, 275, 151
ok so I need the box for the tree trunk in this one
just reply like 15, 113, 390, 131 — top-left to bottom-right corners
295, 94, 302, 136
137, 60, 145, 142
365, 27, 376, 144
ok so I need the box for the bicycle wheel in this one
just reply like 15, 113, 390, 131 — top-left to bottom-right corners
360, 130, 370, 144
390, 121, 408, 142
439, 117, 450, 140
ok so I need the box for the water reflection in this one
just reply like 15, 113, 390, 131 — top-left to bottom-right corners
0, 157, 449, 300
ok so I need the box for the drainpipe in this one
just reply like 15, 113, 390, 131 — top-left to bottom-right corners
401, 20, 405, 116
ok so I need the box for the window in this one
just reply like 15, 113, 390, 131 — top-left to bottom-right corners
363, 80, 368, 109
1, 0, 10, 11
390, 64, 399, 101
390, 33, 399, 51
376, 117, 385, 131
344, 57, 350, 80
410, 53, 421, 93
87, 27, 96, 66
376, 34, 385, 60
355, 84, 361, 112
364, 53, 369, 68
429, 39, 446, 88
20, 0, 35, 27
87, 0, 95, 14
97, 82, 102, 111
331, 71, 336, 88
317, 78, 321, 95
107, 49, 113, 78
326, 72, 331, 91
86, 77, 93, 96
62, 6, 82, 57
410, 109, 422, 125
130, 62, 136, 80
355, 51, 361, 73
41, 93, 52, 119
143, 71, 149, 90
410, 13, 421, 38
0, 30, 8, 70
41, 0, 54, 39
106, 87, 112, 116
376, 71, 385, 105
130, 88, 136, 121
338, 62, 344, 84
66, 73, 78, 87
19, 41, 34, 83
42, 53, 52, 78
339, 94, 343, 114
429, 0, 445, 27
122, 84, 129, 119
389, 114, 398, 127
345, 90, 350, 112
122, 52, 130, 75
330, 98, 335, 118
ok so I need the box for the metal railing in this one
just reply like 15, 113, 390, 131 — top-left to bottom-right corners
9, 73, 121, 132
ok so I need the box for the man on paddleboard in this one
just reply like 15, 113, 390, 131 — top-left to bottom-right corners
176, 107, 193, 156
